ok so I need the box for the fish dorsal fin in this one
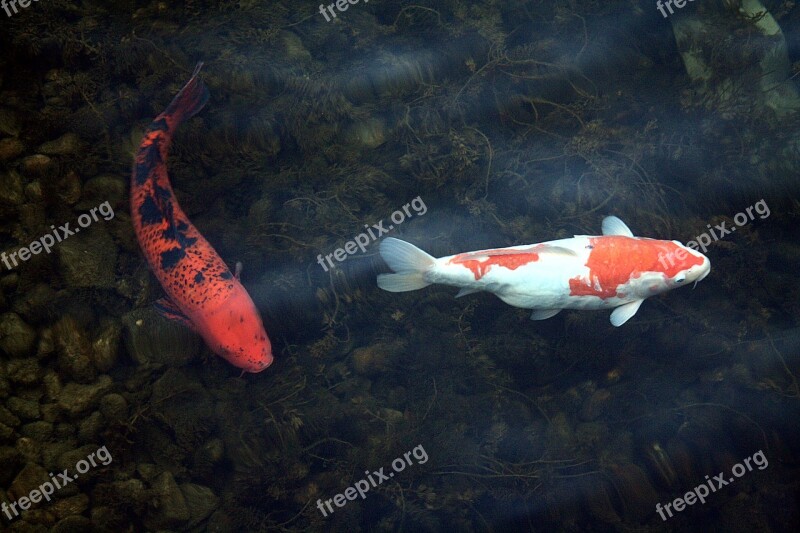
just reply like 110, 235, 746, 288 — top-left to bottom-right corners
154, 297, 197, 332
602, 216, 634, 237
609, 299, 644, 327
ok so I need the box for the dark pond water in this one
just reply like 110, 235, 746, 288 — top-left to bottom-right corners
1, 1, 799, 531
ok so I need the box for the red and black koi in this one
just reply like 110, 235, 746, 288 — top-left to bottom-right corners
131, 63, 273, 372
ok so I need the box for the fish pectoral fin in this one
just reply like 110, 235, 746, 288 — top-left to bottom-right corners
455, 288, 480, 298
530, 308, 561, 321
609, 299, 644, 327
234, 261, 243, 280
602, 216, 635, 237
154, 298, 197, 332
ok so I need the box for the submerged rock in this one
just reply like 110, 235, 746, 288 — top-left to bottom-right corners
21, 421, 54, 441
0, 405, 21, 427
16, 436, 42, 464
0, 107, 20, 136
75, 175, 125, 211
9, 462, 51, 501
77, 412, 104, 443
57, 223, 117, 289
0, 445, 22, 485
99, 393, 128, 424
6, 397, 40, 421
0, 312, 37, 358
50, 493, 89, 520
22, 154, 56, 178
13, 283, 58, 324
38, 133, 82, 156
91, 322, 121, 373
350, 340, 405, 376
57, 375, 113, 417
51, 515, 93, 532
53, 316, 97, 383
0, 421, 14, 441
579, 388, 611, 422
51, 170, 82, 206
0, 170, 25, 214
6, 358, 41, 385
122, 307, 200, 368
0, 138, 24, 162
144, 471, 190, 530
180, 483, 219, 527
345, 117, 387, 149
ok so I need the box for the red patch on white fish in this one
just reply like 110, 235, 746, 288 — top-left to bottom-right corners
448, 247, 542, 280
568, 236, 705, 299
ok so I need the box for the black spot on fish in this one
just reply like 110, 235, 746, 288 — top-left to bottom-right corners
161, 227, 176, 241
153, 181, 171, 202
194, 271, 205, 284
134, 138, 163, 185
134, 163, 150, 186
163, 219, 197, 248
220, 271, 233, 280
160, 247, 186, 270
139, 195, 163, 225
147, 117, 168, 133
152, 184, 189, 245
177, 233, 197, 250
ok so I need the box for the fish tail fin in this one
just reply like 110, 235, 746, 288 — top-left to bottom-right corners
162, 62, 210, 127
377, 237, 435, 292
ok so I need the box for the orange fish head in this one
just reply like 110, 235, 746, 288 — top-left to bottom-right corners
655, 240, 711, 289
204, 293, 274, 373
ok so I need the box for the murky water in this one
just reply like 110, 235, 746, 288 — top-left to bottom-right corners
1, 1, 799, 531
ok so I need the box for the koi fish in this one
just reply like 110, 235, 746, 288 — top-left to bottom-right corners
131, 63, 273, 372
377, 216, 710, 326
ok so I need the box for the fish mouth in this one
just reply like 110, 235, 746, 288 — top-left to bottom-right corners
693, 262, 711, 288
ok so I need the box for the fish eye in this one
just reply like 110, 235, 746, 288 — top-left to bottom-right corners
675, 277, 685, 283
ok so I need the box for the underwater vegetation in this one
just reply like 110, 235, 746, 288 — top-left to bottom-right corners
0, 0, 799, 531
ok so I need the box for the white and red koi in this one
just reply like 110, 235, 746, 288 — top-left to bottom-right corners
377, 216, 710, 326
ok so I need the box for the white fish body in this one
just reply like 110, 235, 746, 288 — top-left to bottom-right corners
377, 217, 710, 326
